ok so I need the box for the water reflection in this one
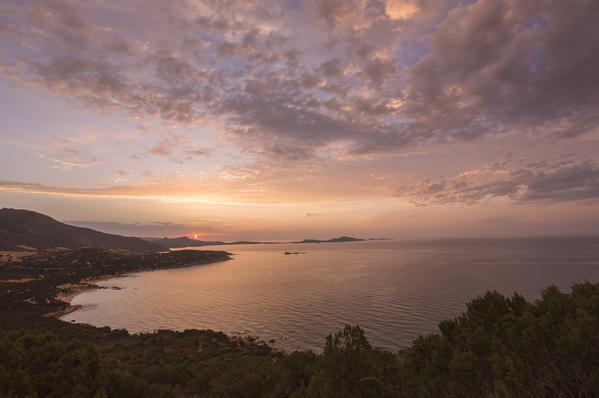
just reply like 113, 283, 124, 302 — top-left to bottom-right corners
63, 238, 599, 351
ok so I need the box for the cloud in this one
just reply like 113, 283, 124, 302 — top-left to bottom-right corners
147, 134, 187, 157
185, 148, 212, 158
0, 0, 598, 164
313, 0, 364, 28
397, 158, 599, 205
403, 0, 599, 141
386, 1, 419, 20
37, 149, 99, 170
146, 133, 212, 160
27, 132, 112, 170
0, 151, 403, 203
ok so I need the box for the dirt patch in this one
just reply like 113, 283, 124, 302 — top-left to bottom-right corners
0, 251, 37, 263
0, 277, 40, 283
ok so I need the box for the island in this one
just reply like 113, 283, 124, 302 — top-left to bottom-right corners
292, 236, 366, 244
147, 235, 366, 249
148, 236, 276, 249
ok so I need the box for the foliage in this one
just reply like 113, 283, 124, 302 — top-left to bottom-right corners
306, 325, 398, 397
0, 331, 106, 398
398, 283, 599, 397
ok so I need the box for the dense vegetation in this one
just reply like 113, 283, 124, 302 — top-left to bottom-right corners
1, 248, 598, 397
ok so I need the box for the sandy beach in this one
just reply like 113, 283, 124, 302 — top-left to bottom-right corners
47, 273, 125, 318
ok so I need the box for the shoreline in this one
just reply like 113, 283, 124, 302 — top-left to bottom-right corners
47, 255, 232, 320
46, 258, 285, 351
47, 273, 125, 318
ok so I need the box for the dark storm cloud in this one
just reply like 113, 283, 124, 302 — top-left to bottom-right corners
1, 0, 599, 161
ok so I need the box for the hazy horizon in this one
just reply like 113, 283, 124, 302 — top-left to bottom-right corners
61, 216, 599, 241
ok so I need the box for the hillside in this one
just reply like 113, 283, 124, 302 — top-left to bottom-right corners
0, 208, 161, 252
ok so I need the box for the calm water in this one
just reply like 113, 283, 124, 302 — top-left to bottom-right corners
62, 238, 599, 351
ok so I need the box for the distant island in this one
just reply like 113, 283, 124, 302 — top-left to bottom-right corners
147, 237, 273, 249
292, 236, 366, 244
146, 235, 367, 249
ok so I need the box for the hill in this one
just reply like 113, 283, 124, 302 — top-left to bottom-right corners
0, 208, 161, 252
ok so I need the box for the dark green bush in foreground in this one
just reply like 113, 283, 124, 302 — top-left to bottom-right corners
2, 282, 599, 397
0, 332, 105, 398
399, 283, 599, 397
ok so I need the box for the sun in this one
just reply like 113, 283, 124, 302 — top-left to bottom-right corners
193, 234, 199, 239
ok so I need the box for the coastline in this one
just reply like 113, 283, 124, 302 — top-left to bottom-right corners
46, 253, 232, 320
47, 273, 125, 318
49, 264, 287, 352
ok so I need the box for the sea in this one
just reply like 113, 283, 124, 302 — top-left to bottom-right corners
61, 237, 599, 352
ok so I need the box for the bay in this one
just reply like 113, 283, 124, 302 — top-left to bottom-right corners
62, 237, 599, 351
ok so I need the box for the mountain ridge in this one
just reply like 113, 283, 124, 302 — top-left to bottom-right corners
0, 208, 161, 252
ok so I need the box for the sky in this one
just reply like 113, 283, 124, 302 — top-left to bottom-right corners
0, 0, 598, 240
